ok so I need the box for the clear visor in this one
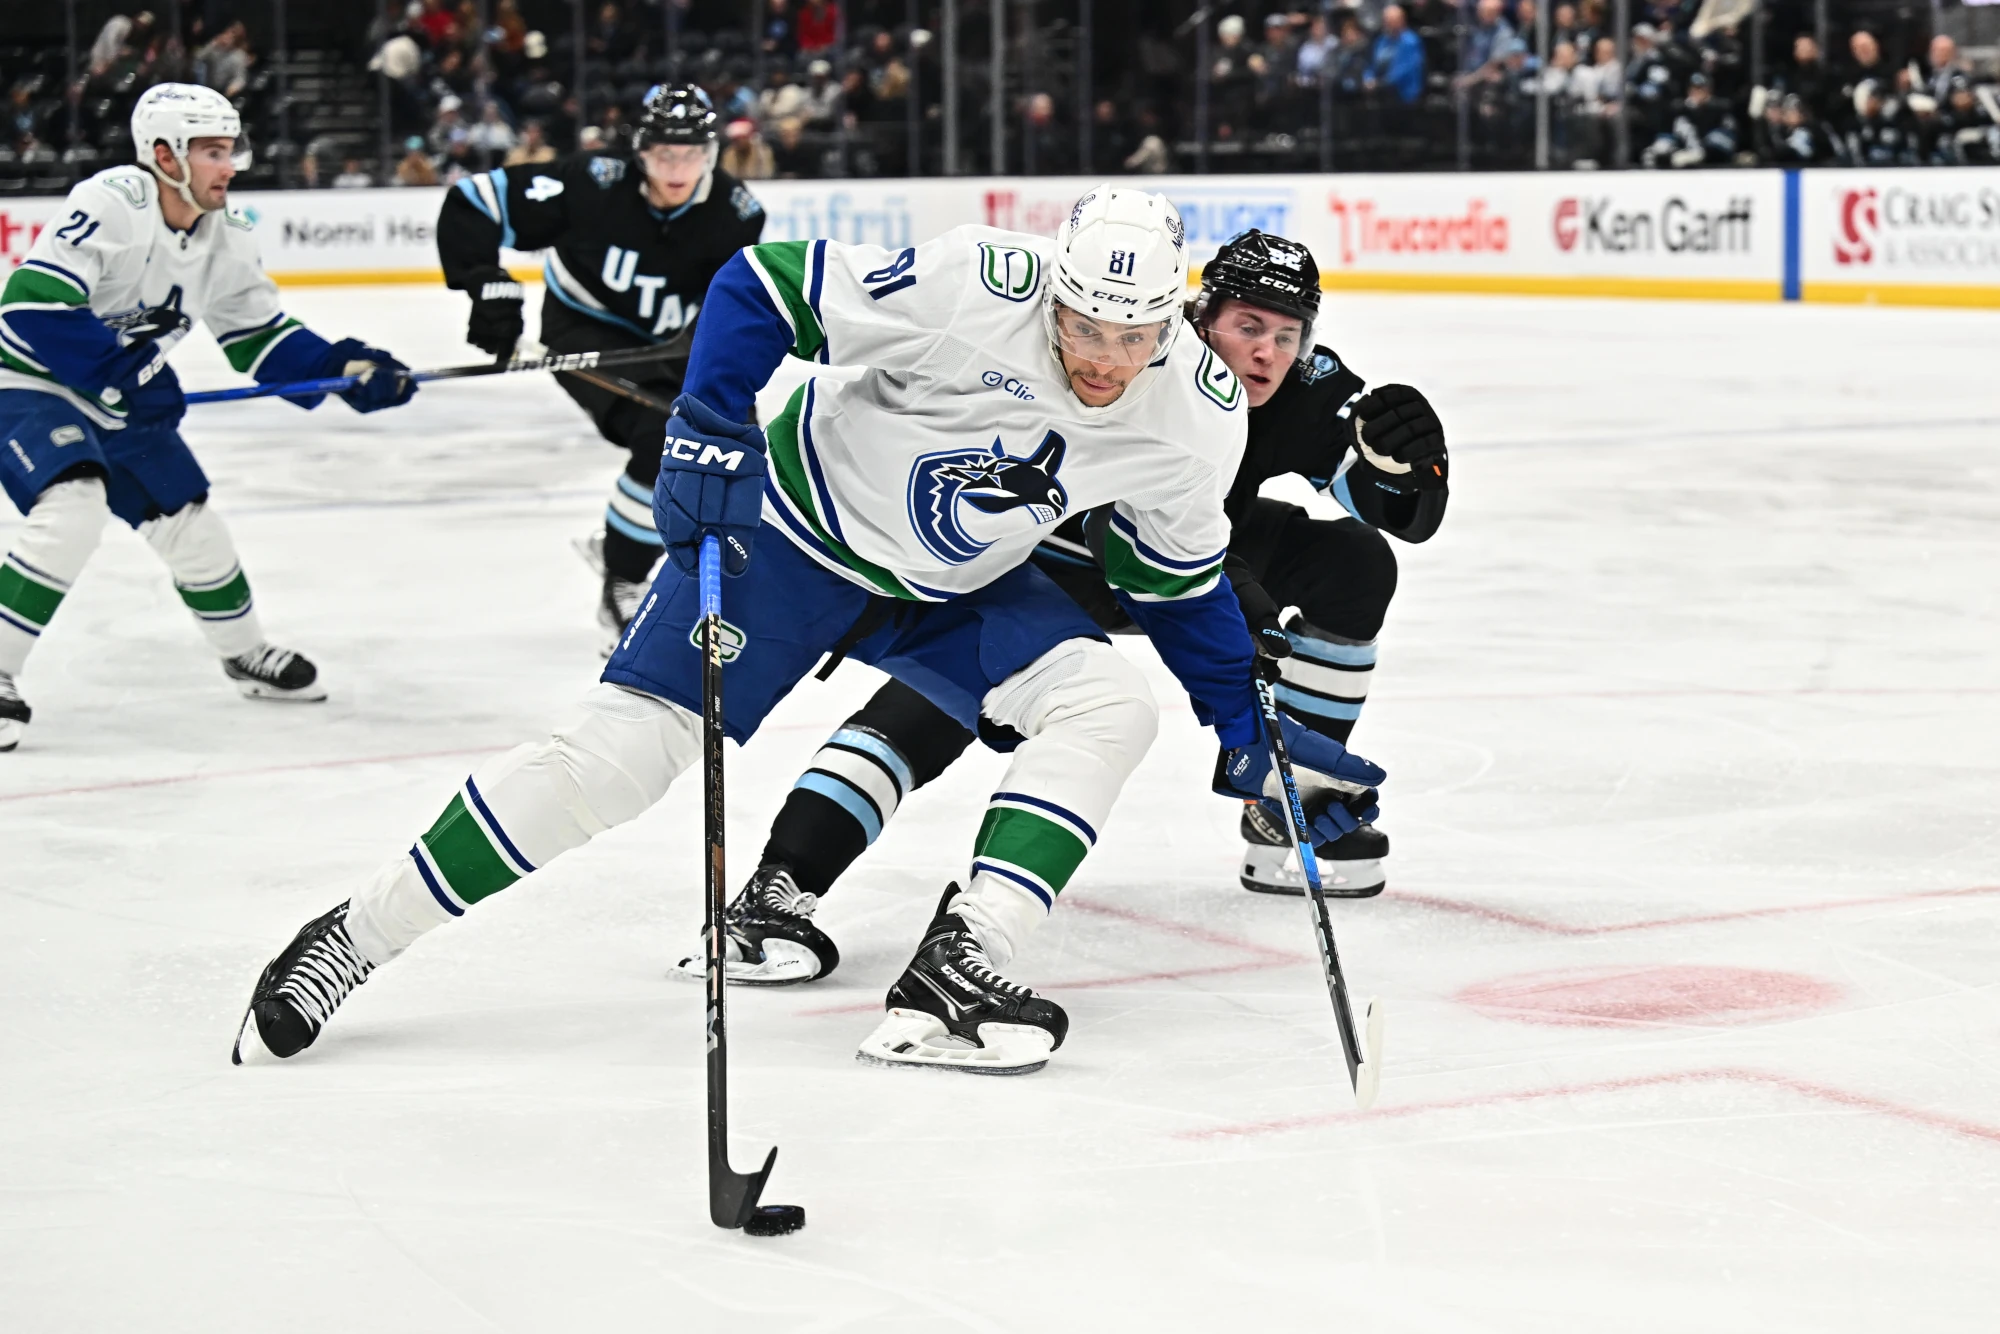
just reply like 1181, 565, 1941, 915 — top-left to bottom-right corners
1051, 302, 1174, 369
182, 133, 252, 170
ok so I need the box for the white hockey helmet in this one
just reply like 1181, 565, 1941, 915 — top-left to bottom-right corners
131, 83, 248, 212
1045, 185, 1189, 379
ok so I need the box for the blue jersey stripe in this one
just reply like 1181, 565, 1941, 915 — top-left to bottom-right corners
971, 860, 1054, 910
1108, 509, 1223, 571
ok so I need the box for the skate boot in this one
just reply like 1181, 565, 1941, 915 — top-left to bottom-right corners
857, 885, 1067, 1076
1239, 801, 1387, 898
0, 672, 28, 752
597, 572, 648, 658
674, 863, 841, 985
232, 900, 375, 1063
223, 644, 327, 702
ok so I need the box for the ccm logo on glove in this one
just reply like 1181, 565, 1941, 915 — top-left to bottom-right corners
666, 433, 751, 471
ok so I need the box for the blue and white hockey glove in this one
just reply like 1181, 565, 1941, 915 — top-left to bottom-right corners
115, 351, 185, 431
1213, 713, 1386, 847
654, 392, 767, 577
322, 338, 417, 413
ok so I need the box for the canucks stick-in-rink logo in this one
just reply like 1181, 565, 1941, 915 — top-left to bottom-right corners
906, 432, 1069, 565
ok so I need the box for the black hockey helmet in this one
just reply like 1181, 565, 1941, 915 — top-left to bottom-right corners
633, 84, 719, 150
1193, 229, 1321, 362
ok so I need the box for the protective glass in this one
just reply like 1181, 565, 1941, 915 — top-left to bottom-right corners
638, 142, 710, 169
185, 133, 253, 170
1201, 299, 1312, 368
1050, 302, 1174, 369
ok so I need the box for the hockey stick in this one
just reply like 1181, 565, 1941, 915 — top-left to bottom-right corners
1255, 675, 1385, 1109
183, 343, 684, 406
698, 533, 779, 1229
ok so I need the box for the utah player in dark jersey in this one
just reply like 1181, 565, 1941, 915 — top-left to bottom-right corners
436, 85, 766, 648
687, 229, 1451, 986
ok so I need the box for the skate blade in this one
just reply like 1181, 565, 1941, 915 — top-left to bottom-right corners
1240, 850, 1385, 899
234, 679, 329, 703
1353, 997, 1386, 1110
231, 1006, 273, 1066
0, 719, 21, 752
671, 939, 822, 986
854, 1008, 1054, 1076
571, 531, 607, 577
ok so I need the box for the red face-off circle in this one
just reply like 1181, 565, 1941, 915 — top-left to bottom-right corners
1459, 965, 1840, 1028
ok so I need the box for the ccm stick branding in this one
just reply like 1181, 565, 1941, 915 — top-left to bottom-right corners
1553, 195, 1756, 254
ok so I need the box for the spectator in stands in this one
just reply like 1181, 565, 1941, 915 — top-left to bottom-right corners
1088, 99, 1133, 173
763, 0, 797, 59
1843, 79, 1914, 165
1209, 14, 1256, 140
1123, 106, 1172, 172
1366, 6, 1426, 108
429, 97, 468, 156
797, 0, 840, 56
1024, 92, 1071, 173
334, 157, 376, 188
1293, 14, 1335, 89
1330, 14, 1372, 101
1551, 3, 1581, 50
760, 69, 809, 124
417, 0, 459, 50
1569, 35, 1623, 165
438, 135, 478, 183
504, 118, 557, 166
771, 116, 811, 177
1920, 35, 1963, 105
89, 14, 134, 73
721, 118, 776, 179
467, 101, 518, 159
1841, 30, 1888, 125
800, 59, 842, 128
1936, 76, 1999, 165
1644, 71, 1736, 167
1456, 0, 1517, 93
395, 135, 441, 184
1624, 24, 1679, 144
1776, 34, 1839, 128
197, 22, 254, 99
1759, 92, 1830, 165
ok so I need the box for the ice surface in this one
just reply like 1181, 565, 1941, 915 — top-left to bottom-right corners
4, 286, 1998, 1332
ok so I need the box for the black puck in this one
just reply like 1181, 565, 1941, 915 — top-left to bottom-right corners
742, 1204, 806, 1236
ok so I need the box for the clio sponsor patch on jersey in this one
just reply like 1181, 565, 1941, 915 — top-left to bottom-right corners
979, 370, 1034, 400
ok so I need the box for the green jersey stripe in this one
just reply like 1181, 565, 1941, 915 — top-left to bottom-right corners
1100, 525, 1223, 601
417, 792, 522, 905
973, 805, 1091, 898
0, 560, 66, 629
176, 568, 252, 617
765, 387, 920, 600
0, 266, 88, 307
220, 318, 303, 374
747, 242, 827, 363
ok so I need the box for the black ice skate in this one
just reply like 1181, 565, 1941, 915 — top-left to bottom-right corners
223, 644, 327, 702
598, 572, 648, 658
1239, 801, 1387, 898
673, 863, 841, 985
856, 885, 1068, 1076
232, 900, 375, 1063
0, 671, 28, 752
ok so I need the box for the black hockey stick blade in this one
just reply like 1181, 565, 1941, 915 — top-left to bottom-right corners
709, 1143, 777, 1230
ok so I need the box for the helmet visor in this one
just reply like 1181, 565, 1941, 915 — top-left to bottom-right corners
1051, 302, 1174, 369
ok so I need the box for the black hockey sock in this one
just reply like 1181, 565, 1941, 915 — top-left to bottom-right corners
601, 524, 661, 583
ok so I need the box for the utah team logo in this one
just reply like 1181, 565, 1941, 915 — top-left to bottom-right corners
906, 432, 1069, 565
1834, 188, 1879, 266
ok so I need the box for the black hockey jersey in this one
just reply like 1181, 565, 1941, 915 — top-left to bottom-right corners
437, 152, 767, 343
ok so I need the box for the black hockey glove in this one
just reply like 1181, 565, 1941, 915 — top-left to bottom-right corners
464, 268, 525, 360
1352, 384, 1448, 491
1226, 564, 1291, 678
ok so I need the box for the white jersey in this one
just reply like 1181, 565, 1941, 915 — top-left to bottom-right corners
0, 166, 304, 428
734, 226, 1248, 605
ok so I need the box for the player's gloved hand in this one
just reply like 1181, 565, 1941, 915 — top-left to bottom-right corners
1229, 576, 1292, 673
1213, 712, 1386, 847
324, 338, 417, 413
654, 393, 767, 577
124, 301, 193, 349
464, 269, 525, 360
111, 351, 185, 431
1352, 384, 1447, 490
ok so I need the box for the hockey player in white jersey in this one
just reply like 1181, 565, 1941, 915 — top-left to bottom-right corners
0, 84, 417, 751
234, 187, 1384, 1075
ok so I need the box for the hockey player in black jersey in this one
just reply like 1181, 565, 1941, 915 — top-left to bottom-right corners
695, 229, 1450, 986
436, 85, 766, 648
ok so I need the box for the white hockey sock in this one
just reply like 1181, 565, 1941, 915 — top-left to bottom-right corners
345, 684, 702, 964
0, 477, 109, 677
955, 640, 1157, 965
138, 501, 264, 659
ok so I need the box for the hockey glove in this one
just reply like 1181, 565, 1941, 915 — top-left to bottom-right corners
464, 270, 525, 359
1227, 567, 1292, 674
655, 393, 767, 577
112, 351, 185, 431
322, 339, 417, 414
1352, 384, 1447, 490
1214, 713, 1386, 847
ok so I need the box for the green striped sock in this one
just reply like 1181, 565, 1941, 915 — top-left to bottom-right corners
0, 554, 68, 635
176, 566, 252, 621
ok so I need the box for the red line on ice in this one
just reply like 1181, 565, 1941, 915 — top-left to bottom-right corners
1176, 1066, 2000, 1148
794, 896, 1305, 1017
1395, 883, 2000, 937
0, 745, 506, 803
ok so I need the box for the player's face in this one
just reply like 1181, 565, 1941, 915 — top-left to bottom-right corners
161, 137, 238, 209
639, 143, 709, 207
1053, 305, 1170, 408
1202, 298, 1303, 408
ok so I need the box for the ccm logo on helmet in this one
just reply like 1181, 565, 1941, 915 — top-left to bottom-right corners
666, 433, 748, 470
1089, 290, 1139, 304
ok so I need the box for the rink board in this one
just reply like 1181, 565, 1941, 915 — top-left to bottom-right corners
2, 167, 1995, 307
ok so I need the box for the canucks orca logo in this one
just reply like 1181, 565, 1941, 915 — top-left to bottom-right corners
907, 431, 1069, 565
